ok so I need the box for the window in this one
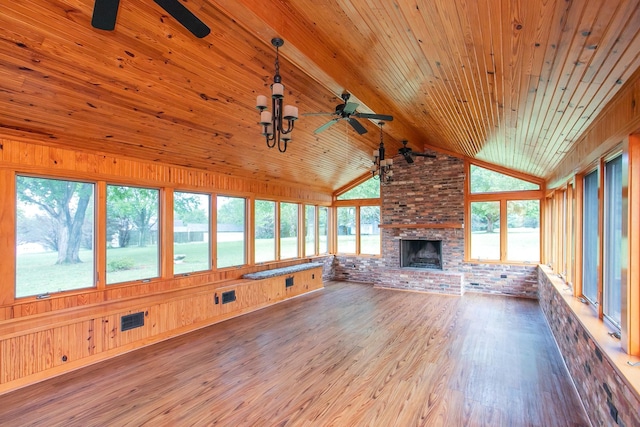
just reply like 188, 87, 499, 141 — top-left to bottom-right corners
305, 205, 316, 256
335, 178, 381, 256
467, 164, 542, 263
337, 177, 380, 200
604, 155, 622, 325
217, 196, 246, 268
507, 200, 540, 262
16, 176, 95, 297
337, 207, 356, 253
582, 170, 599, 303
173, 192, 210, 274
255, 200, 276, 263
280, 202, 298, 259
470, 165, 539, 193
360, 206, 380, 255
106, 185, 159, 284
318, 206, 328, 254
470, 201, 500, 260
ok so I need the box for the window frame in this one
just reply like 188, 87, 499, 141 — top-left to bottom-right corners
215, 194, 247, 270
15, 174, 97, 298
549, 146, 628, 336
465, 161, 543, 264
105, 183, 162, 286
333, 176, 382, 256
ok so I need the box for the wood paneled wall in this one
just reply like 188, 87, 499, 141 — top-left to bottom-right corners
0, 137, 331, 310
0, 135, 329, 394
0, 268, 323, 395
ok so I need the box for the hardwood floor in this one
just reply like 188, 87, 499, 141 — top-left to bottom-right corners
0, 281, 589, 426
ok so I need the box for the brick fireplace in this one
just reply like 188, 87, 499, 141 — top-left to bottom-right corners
332, 150, 538, 298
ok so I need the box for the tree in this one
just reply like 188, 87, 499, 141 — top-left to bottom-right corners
471, 202, 500, 233
174, 192, 208, 224
470, 165, 538, 193
17, 177, 93, 264
255, 200, 275, 239
107, 186, 158, 247
280, 203, 298, 238
337, 177, 380, 200
470, 166, 539, 233
216, 196, 245, 227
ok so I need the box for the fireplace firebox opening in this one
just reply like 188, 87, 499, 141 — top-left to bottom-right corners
400, 239, 443, 270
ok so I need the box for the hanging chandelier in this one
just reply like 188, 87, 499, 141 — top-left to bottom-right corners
256, 37, 298, 153
370, 121, 393, 184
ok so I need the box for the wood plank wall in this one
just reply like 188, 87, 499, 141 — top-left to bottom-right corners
0, 136, 330, 394
0, 268, 323, 394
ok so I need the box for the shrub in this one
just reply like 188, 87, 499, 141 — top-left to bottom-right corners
107, 258, 135, 272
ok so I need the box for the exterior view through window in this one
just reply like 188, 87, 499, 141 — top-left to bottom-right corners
335, 178, 381, 255
604, 155, 622, 325
174, 192, 211, 274
318, 206, 328, 254
337, 207, 356, 253
16, 176, 95, 297
280, 202, 298, 259
305, 205, 316, 256
217, 195, 246, 268
582, 169, 599, 303
106, 185, 159, 284
469, 165, 540, 263
360, 206, 380, 255
255, 200, 276, 263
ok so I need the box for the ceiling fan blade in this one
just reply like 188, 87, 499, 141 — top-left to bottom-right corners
154, 0, 211, 38
414, 153, 436, 158
314, 119, 339, 134
91, 0, 120, 30
347, 118, 368, 135
355, 113, 394, 121
343, 102, 358, 115
403, 154, 415, 164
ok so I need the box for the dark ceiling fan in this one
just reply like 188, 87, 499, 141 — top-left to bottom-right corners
304, 92, 393, 135
399, 140, 436, 164
91, 0, 210, 38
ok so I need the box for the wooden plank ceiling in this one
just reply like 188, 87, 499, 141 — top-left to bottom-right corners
1, 0, 639, 193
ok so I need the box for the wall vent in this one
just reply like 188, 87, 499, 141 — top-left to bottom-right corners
121, 312, 144, 331
222, 290, 236, 304
285, 277, 294, 288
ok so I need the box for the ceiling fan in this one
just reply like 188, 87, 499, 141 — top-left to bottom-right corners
91, 0, 210, 38
304, 92, 393, 135
399, 140, 436, 163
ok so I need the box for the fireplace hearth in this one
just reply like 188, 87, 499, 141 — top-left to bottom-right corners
400, 239, 443, 270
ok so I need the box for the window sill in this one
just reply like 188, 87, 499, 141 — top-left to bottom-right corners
540, 265, 640, 398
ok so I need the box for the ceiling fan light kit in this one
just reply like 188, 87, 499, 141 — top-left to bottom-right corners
256, 37, 298, 153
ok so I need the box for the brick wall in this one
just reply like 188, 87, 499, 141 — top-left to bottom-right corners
332, 151, 538, 297
462, 262, 538, 298
538, 267, 640, 427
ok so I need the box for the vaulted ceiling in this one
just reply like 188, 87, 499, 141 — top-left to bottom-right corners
1, 0, 639, 193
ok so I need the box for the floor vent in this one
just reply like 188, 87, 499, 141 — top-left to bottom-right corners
285, 277, 294, 288
121, 312, 144, 331
222, 290, 236, 304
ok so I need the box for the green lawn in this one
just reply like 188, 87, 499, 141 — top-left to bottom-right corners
16, 237, 324, 297
336, 234, 381, 255
471, 228, 539, 262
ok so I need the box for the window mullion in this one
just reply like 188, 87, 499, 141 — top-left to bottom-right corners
500, 199, 507, 261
